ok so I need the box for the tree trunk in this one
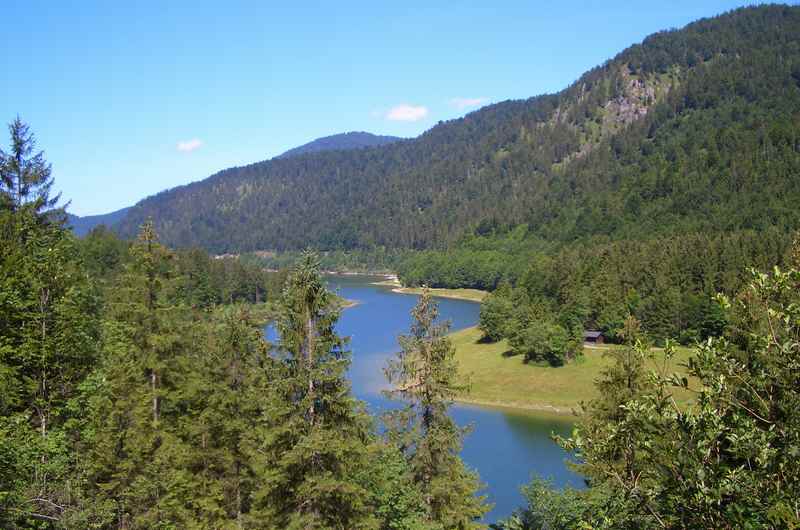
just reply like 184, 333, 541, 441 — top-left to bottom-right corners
305, 312, 316, 426
39, 286, 50, 437
236, 461, 243, 529
151, 371, 159, 424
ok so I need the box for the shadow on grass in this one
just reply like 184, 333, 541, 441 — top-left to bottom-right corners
467, 335, 517, 358
476, 334, 496, 344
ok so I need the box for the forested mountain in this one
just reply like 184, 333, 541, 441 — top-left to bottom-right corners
1, 119, 485, 527
115, 5, 800, 253
276, 131, 404, 159
65, 133, 402, 238
66, 206, 130, 237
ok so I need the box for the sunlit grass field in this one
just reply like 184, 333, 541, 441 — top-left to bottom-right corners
450, 326, 695, 414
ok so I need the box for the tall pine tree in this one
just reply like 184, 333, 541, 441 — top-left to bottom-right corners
384, 288, 489, 528
0, 117, 62, 217
249, 252, 375, 529
0, 121, 98, 526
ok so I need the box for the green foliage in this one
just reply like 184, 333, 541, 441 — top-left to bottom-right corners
384, 289, 490, 528
463, 229, 790, 347
547, 262, 800, 528
503, 254, 800, 529
357, 444, 433, 530
247, 247, 408, 276
496, 478, 609, 530
508, 319, 570, 367
0, 132, 100, 525
116, 6, 800, 265
249, 252, 376, 529
0, 117, 62, 216
478, 285, 514, 342
2, 122, 483, 528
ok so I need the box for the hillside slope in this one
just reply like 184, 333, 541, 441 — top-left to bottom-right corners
116, 6, 800, 253
68, 207, 131, 237
276, 131, 403, 159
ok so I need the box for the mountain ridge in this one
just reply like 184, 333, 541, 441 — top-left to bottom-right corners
114, 5, 800, 253
67, 207, 131, 237
276, 131, 404, 159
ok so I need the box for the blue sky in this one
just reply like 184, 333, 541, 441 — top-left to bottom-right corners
0, 1, 763, 215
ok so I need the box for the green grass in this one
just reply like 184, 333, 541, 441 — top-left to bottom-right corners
371, 279, 488, 303
450, 326, 695, 414
396, 286, 488, 302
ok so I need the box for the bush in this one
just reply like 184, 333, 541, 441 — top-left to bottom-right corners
479, 289, 514, 342
508, 320, 570, 366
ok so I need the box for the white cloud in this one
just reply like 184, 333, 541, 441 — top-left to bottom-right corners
448, 97, 488, 110
176, 138, 203, 152
385, 104, 429, 122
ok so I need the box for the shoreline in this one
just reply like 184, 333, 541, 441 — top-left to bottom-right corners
449, 325, 696, 416
338, 298, 360, 309
372, 278, 488, 303
452, 396, 578, 418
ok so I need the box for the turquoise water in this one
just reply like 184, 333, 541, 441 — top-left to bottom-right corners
269, 275, 582, 522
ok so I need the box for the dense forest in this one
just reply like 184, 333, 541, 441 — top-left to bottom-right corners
4, 4, 800, 529
0, 121, 487, 528
242, 247, 407, 275
499, 249, 800, 529
405, 227, 795, 352
3, 118, 799, 528
113, 5, 800, 254
105, 5, 800, 344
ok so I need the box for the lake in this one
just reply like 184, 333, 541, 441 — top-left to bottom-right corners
269, 274, 583, 523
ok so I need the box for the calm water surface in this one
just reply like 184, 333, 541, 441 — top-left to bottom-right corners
269, 275, 582, 522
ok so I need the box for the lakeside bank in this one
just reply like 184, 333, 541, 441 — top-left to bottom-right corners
371, 277, 489, 303
450, 326, 695, 415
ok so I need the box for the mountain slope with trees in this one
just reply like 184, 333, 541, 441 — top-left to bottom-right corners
276, 131, 404, 159
1, 120, 486, 528
114, 5, 800, 254
67, 206, 131, 237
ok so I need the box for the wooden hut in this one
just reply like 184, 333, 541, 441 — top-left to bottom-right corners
584, 330, 604, 344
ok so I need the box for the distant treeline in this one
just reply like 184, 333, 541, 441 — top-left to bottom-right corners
84, 225, 287, 308
243, 247, 408, 275
401, 228, 795, 346
109, 5, 800, 350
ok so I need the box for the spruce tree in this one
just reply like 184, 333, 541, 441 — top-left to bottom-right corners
384, 288, 489, 528
555, 252, 800, 527
249, 252, 374, 529
0, 135, 98, 525
183, 304, 269, 527
0, 117, 62, 217
84, 220, 198, 527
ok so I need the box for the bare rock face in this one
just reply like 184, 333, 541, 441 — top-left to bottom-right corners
544, 66, 669, 166
604, 73, 659, 126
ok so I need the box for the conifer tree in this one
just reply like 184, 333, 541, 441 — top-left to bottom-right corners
249, 252, 374, 529
83, 220, 198, 527
0, 138, 98, 525
384, 288, 489, 528
554, 254, 800, 527
184, 304, 269, 527
0, 117, 62, 217
592, 315, 651, 423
